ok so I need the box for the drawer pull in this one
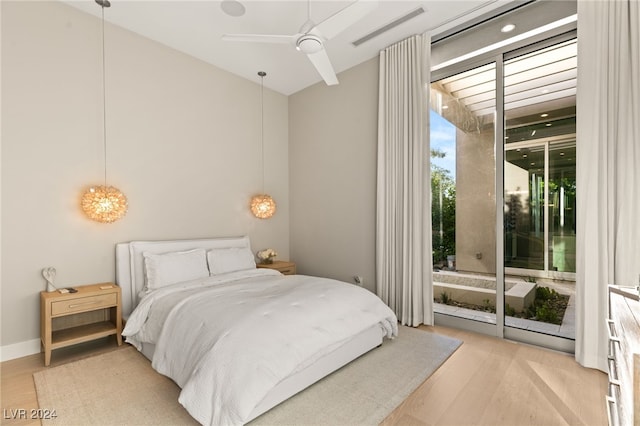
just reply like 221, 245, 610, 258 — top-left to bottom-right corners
607, 358, 621, 386
68, 300, 101, 308
606, 319, 621, 343
605, 395, 618, 426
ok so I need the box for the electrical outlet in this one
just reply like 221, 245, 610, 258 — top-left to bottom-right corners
353, 276, 363, 286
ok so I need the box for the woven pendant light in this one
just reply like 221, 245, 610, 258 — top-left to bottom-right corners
81, 0, 128, 223
250, 71, 276, 219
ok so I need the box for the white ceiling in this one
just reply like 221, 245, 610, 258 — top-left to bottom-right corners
62, 0, 518, 95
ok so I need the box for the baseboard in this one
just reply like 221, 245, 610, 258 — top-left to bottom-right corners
1, 338, 41, 362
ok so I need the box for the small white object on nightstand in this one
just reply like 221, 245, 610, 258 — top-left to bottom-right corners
42, 267, 57, 292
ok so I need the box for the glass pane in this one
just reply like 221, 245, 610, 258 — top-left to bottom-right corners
505, 146, 545, 270
548, 141, 576, 273
431, 63, 497, 325
503, 39, 576, 340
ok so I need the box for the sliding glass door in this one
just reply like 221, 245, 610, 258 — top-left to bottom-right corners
431, 35, 576, 351
431, 64, 498, 333
502, 39, 576, 347
504, 38, 577, 279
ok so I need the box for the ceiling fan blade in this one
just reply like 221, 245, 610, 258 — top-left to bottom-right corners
306, 49, 339, 86
313, 0, 379, 40
222, 34, 296, 44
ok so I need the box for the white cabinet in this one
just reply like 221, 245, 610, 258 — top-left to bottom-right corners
607, 285, 640, 426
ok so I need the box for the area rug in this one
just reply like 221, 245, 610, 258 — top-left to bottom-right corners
34, 326, 462, 425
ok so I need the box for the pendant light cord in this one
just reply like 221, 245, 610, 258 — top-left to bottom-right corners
259, 72, 266, 193
100, 1, 108, 186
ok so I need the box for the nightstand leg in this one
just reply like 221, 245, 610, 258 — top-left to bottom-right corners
44, 348, 51, 367
115, 301, 122, 346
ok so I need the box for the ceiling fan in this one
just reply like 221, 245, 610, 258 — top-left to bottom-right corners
222, 0, 379, 86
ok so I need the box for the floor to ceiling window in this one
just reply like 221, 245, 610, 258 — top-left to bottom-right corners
431, 63, 498, 329
504, 38, 577, 279
430, 1, 577, 351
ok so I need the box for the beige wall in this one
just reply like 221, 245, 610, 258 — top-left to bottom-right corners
289, 58, 379, 291
1, 1, 289, 350
455, 128, 496, 274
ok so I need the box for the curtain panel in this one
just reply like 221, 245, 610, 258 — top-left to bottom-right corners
576, 0, 640, 371
376, 33, 433, 327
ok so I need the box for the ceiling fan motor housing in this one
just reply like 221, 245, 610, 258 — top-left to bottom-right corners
296, 35, 323, 54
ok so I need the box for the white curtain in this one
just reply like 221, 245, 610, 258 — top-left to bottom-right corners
576, 0, 640, 371
376, 33, 433, 327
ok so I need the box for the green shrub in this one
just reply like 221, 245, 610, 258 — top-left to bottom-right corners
524, 286, 565, 324
536, 303, 559, 324
535, 286, 559, 301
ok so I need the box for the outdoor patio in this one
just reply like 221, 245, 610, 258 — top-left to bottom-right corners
433, 271, 576, 340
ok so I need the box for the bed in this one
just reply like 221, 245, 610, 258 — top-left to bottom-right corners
116, 236, 398, 425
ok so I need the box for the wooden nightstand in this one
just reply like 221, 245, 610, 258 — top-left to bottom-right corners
257, 260, 296, 275
40, 282, 122, 366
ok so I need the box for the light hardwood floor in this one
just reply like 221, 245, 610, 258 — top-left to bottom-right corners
1, 326, 607, 426
382, 326, 608, 426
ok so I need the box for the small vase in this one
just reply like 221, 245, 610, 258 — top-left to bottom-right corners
263, 258, 274, 264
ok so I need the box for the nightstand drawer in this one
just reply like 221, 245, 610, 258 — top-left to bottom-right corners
51, 293, 117, 316
257, 260, 296, 275
277, 266, 296, 275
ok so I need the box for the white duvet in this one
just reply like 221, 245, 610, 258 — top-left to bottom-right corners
122, 269, 398, 426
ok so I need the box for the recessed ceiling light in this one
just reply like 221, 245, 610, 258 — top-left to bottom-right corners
546, 123, 552, 127
530, 162, 535, 166
501, 24, 516, 33
560, 152, 565, 156
221, 0, 245, 17
540, 113, 549, 118
531, 130, 536, 136
523, 154, 528, 158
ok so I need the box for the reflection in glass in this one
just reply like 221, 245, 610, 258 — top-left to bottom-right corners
548, 141, 576, 273
505, 147, 545, 270
504, 38, 577, 276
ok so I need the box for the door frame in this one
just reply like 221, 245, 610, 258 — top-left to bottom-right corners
431, 33, 577, 354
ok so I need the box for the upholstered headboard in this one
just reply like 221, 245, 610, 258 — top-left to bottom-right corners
115, 236, 252, 318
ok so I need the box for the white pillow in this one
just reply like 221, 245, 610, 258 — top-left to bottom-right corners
143, 249, 209, 291
207, 247, 256, 275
